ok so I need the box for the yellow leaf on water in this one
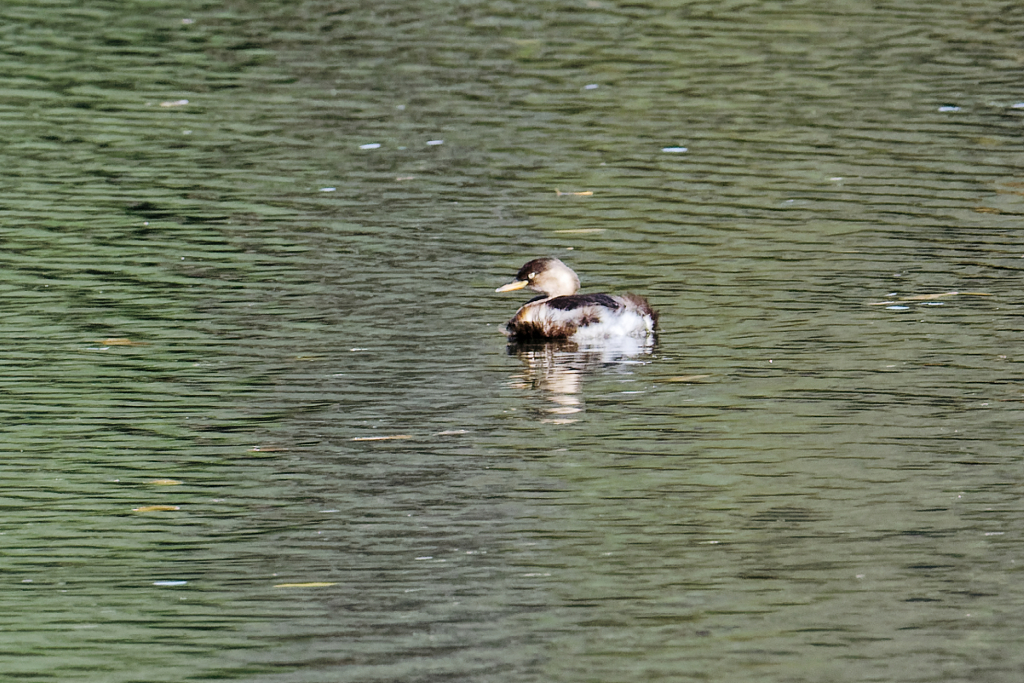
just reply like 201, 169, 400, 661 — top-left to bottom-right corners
97, 338, 145, 346
147, 479, 182, 486
132, 505, 180, 512
555, 188, 594, 197
351, 435, 412, 441
273, 582, 337, 588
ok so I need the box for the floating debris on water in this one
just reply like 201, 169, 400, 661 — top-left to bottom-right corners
555, 188, 593, 197
938, 105, 960, 112
868, 291, 992, 306
662, 146, 688, 153
132, 505, 180, 512
903, 292, 960, 301
160, 99, 189, 107
359, 143, 381, 149
426, 139, 444, 145
96, 338, 144, 346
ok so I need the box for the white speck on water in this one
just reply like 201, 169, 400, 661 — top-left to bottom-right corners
584, 83, 599, 90
396, 104, 406, 110
662, 146, 688, 153
886, 305, 910, 310
359, 143, 381, 149
319, 187, 336, 192
938, 105, 960, 112
426, 139, 444, 145
153, 580, 188, 586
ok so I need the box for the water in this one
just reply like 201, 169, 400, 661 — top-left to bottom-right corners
1, 1, 1023, 681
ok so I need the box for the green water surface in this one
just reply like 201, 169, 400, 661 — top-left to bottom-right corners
1, 1, 1022, 681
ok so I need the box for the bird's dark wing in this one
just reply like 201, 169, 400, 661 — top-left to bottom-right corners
545, 293, 621, 311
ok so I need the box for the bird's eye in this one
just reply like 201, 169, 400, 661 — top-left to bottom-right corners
528, 272, 536, 279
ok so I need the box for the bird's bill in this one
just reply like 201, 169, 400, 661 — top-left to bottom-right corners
495, 279, 529, 293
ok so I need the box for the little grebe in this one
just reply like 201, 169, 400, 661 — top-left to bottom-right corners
496, 257, 658, 342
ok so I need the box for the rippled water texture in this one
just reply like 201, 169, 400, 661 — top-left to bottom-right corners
2, 1, 1023, 681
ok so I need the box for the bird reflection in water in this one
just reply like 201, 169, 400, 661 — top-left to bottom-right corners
506, 337, 655, 424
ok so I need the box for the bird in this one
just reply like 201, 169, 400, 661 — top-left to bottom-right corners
495, 257, 658, 342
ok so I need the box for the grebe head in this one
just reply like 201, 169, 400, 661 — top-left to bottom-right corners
496, 257, 581, 298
